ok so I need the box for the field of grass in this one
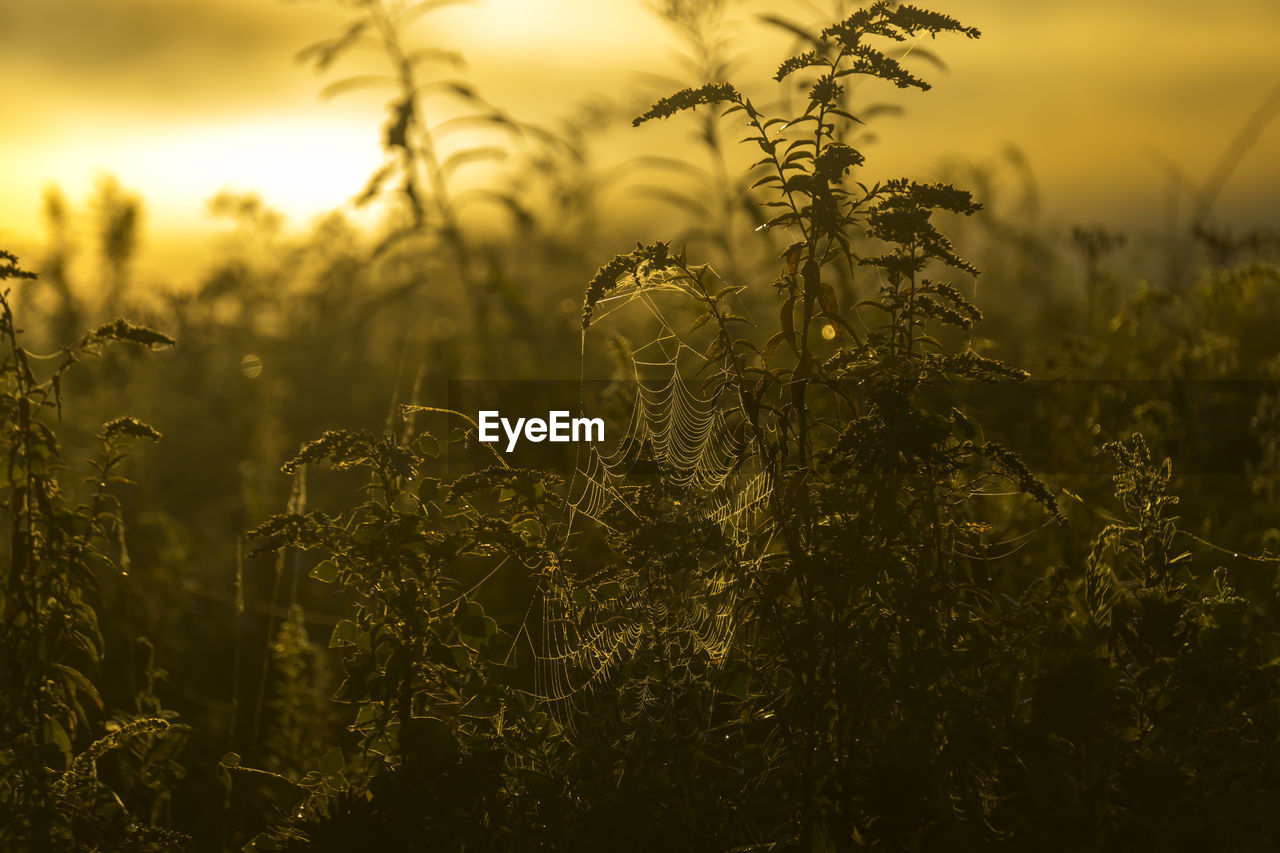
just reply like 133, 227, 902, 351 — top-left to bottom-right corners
4, 2, 1280, 850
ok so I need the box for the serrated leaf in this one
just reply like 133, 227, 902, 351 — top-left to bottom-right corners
43, 717, 72, 763
416, 433, 440, 458
330, 619, 359, 648
310, 560, 339, 583
319, 747, 345, 774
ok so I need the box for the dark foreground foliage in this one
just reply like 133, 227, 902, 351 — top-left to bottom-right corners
5, 2, 1280, 851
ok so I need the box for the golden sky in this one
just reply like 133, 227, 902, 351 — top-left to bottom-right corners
2, 0, 1278, 279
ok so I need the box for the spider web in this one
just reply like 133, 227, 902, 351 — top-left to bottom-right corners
523, 277, 776, 737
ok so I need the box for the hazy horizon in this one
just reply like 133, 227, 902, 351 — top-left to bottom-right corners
4, 0, 1278, 283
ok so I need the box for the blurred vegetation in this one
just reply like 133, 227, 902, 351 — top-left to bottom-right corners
4, 1, 1280, 850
